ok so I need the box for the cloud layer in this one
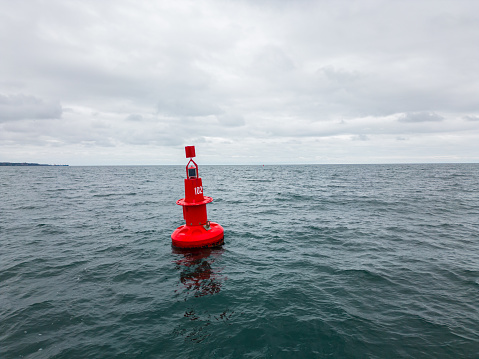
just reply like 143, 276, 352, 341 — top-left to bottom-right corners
0, 94, 62, 122
1, 0, 478, 164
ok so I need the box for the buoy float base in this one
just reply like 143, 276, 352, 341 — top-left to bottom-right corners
171, 222, 224, 249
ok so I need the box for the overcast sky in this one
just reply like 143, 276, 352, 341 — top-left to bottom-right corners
1, 0, 478, 165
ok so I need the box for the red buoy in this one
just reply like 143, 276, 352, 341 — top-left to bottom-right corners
171, 146, 224, 249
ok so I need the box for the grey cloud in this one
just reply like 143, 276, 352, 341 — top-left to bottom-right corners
398, 112, 445, 123
119, 129, 185, 147
126, 114, 144, 122
464, 115, 479, 121
316, 66, 361, 86
157, 98, 222, 117
216, 113, 245, 127
251, 45, 296, 75
0, 94, 62, 122
352, 134, 370, 141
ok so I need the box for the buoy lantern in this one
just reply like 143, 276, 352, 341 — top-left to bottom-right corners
171, 146, 224, 249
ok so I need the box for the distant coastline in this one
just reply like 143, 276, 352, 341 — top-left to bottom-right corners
0, 162, 68, 166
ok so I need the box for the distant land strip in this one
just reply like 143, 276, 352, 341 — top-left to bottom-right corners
0, 162, 68, 166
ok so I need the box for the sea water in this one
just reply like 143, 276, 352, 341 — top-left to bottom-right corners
1, 164, 478, 358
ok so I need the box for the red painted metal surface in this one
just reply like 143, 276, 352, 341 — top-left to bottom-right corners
185, 146, 196, 158
171, 146, 224, 249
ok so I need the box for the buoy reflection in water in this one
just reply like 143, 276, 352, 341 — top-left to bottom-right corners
172, 247, 226, 298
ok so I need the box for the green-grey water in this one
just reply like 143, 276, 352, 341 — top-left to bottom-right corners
1, 164, 479, 358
